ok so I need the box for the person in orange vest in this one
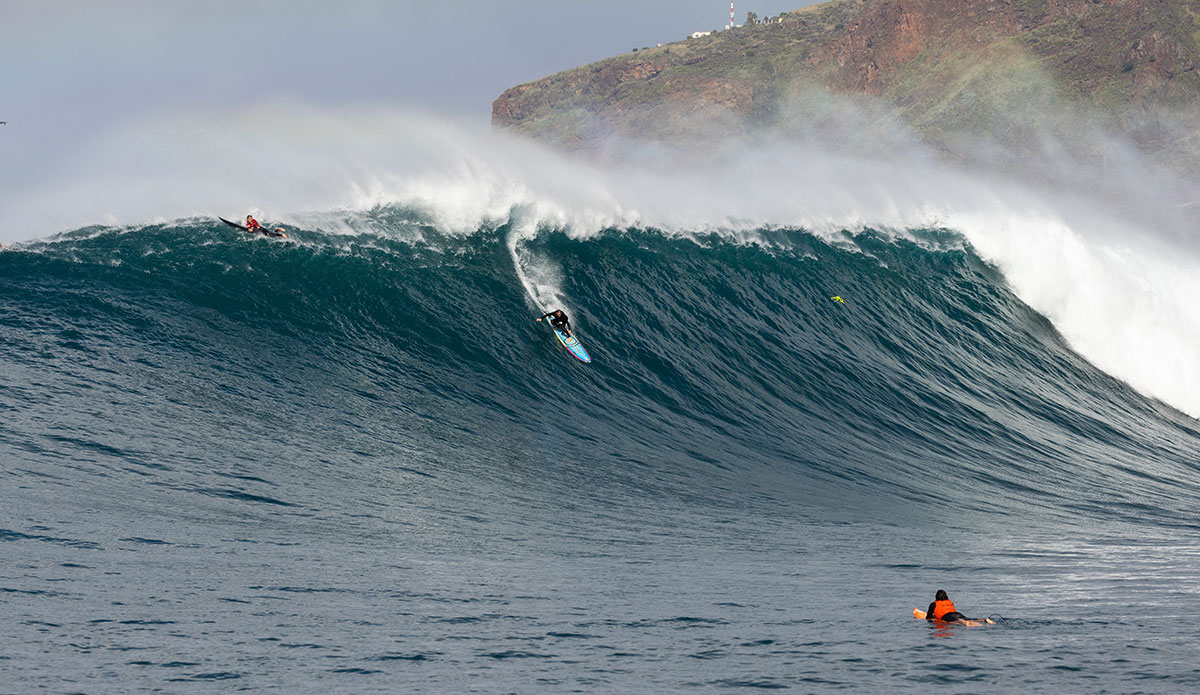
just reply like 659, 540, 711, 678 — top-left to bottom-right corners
913, 589, 995, 625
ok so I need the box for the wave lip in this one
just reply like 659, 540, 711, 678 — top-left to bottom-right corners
3, 219, 1199, 528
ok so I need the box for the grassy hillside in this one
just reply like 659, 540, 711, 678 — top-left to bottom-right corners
493, 0, 1200, 166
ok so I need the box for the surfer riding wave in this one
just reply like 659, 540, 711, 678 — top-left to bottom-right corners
537, 309, 573, 338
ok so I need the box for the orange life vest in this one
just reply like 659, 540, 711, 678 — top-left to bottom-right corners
932, 599, 957, 620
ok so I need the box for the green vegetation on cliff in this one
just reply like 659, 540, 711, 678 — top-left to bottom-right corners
493, 0, 1200, 165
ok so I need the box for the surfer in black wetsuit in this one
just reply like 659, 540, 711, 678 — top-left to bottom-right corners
537, 309, 573, 337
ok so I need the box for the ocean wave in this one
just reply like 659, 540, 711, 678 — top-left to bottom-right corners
3, 219, 1198, 528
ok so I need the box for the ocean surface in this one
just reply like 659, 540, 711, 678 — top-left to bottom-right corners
3, 215, 1200, 693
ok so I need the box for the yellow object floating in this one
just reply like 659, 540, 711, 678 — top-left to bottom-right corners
831, 296, 845, 304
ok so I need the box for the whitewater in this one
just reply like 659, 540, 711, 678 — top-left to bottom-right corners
3, 108, 1200, 692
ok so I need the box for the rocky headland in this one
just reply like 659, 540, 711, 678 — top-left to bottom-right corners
493, 0, 1200, 168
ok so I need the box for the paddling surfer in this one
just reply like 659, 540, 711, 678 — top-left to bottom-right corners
243, 215, 286, 238
913, 589, 995, 626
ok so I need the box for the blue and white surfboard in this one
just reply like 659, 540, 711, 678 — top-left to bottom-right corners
552, 327, 591, 363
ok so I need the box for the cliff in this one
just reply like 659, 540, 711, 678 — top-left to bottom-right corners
492, 0, 1200, 163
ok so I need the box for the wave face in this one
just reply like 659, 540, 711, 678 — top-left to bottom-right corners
3, 215, 1198, 531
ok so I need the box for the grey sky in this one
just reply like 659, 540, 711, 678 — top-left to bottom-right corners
5, 1, 813, 110
1, 2, 815, 139
1, 0, 817, 239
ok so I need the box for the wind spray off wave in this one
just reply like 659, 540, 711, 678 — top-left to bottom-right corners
4, 104, 1200, 420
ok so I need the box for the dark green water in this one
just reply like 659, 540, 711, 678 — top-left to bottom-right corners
2, 217, 1199, 692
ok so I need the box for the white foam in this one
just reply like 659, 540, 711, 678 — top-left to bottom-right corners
6, 103, 1200, 419
946, 207, 1200, 419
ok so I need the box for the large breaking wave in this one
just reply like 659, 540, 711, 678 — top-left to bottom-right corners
2, 213, 1198, 532
4, 108, 1200, 533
